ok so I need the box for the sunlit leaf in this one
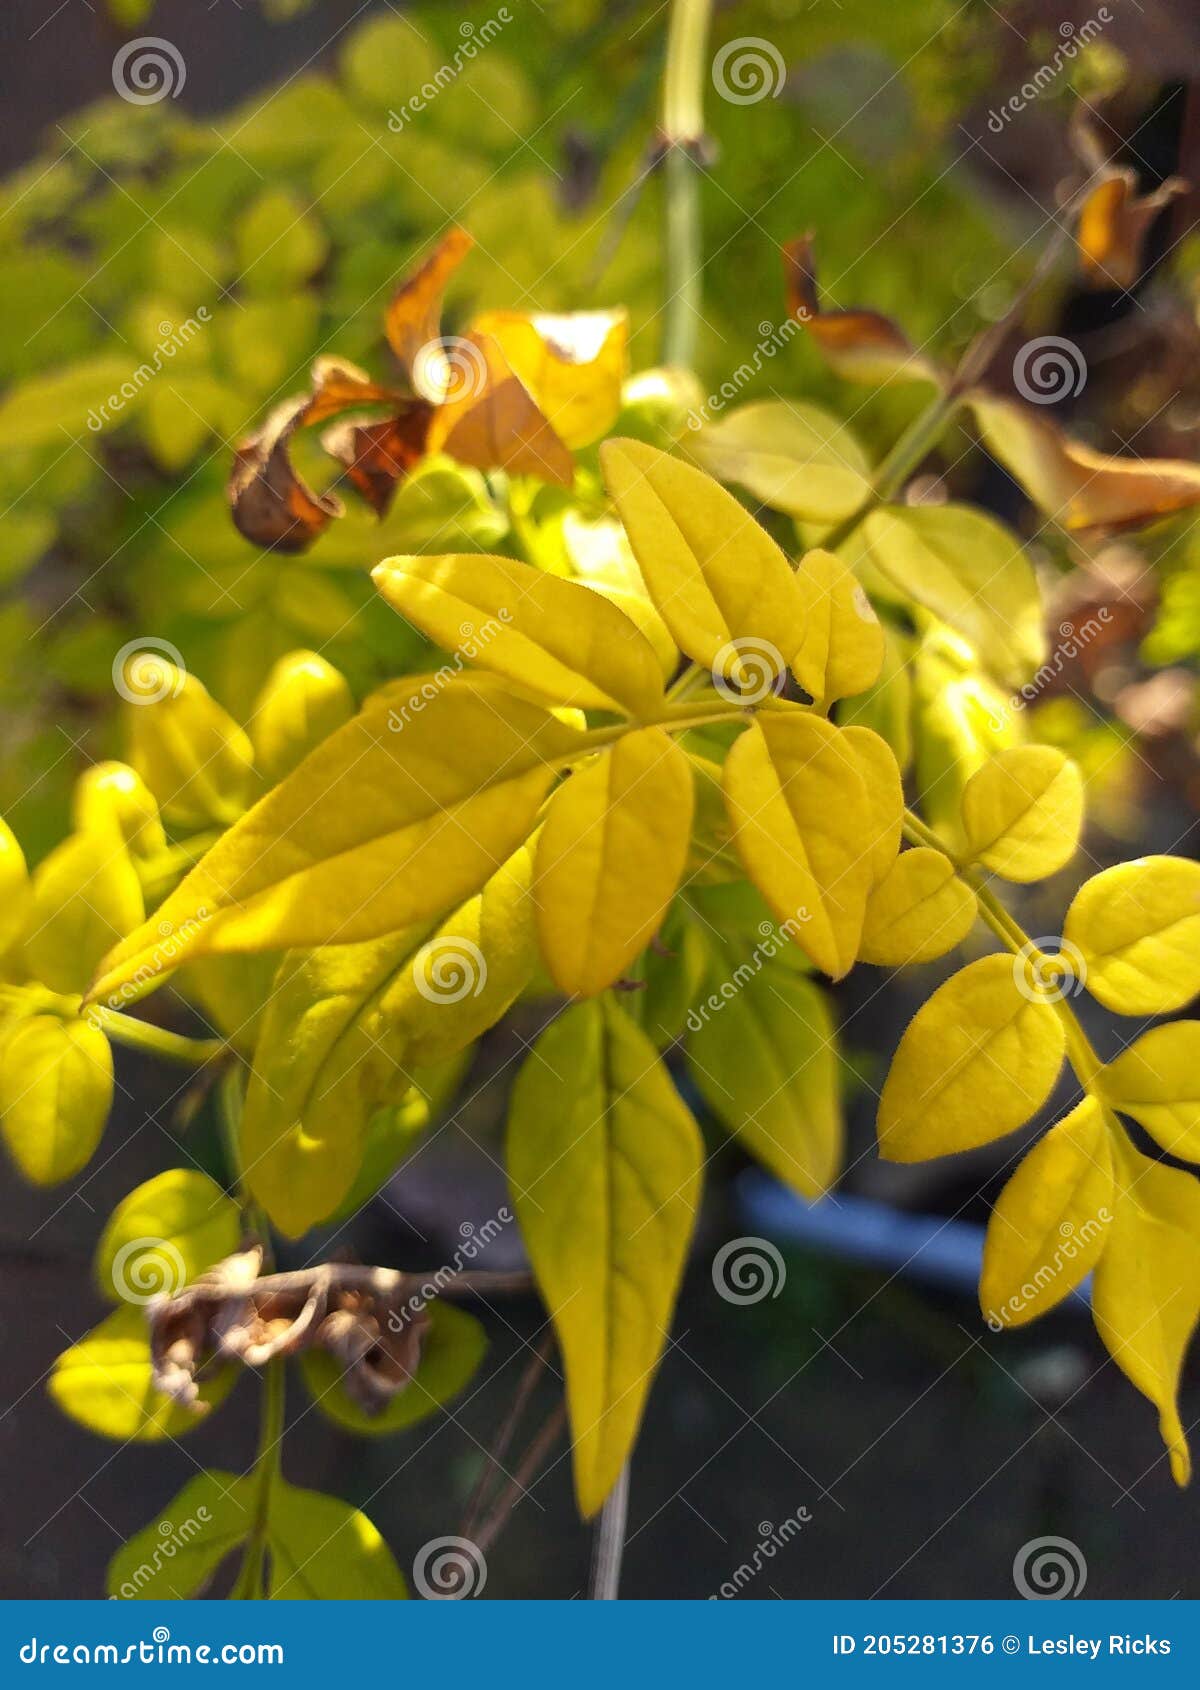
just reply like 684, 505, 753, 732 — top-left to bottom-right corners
960, 746, 1084, 883
1063, 856, 1200, 1015
858, 847, 977, 967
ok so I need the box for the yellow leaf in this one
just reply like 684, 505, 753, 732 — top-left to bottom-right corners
960, 746, 1084, 882
686, 399, 871, 523
878, 954, 1066, 1161
793, 548, 885, 705
372, 551, 665, 719
124, 659, 254, 829
980, 1096, 1114, 1329
536, 730, 692, 996
425, 329, 575, 485
722, 714, 873, 978
856, 505, 1045, 687
250, 650, 355, 786
599, 437, 805, 686
71, 763, 165, 858
0, 1013, 113, 1185
95, 1169, 241, 1303
49, 1305, 234, 1442
842, 625, 912, 775
88, 679, 579, 1005
858, 847, 978, 966
24, 832, 144, 996
468, 308, 627, 448
1098, 1022, 1200, 1162
560, 511, 678, 680
686, 967, 842, 1197
840, 723, 903, 883
1063, 856, 1200, 1015
507, 999, 701, 1516
1092, 1132, 1200, 1485
0, 817, 30, 957
242, 845, 536, 1236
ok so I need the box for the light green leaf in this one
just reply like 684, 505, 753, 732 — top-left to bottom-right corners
50, 1306, 235, 1442
687, 399, 871, 523
1063, 856, 1200, 1015
0, 1014, 113, 1186
107, 1471, 252, 1600
95, 1169, 241, 1304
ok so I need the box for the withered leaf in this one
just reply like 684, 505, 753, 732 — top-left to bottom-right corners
426, 330, 575, 484
306, 354, 402, 426
385, 226, 475, 386
322, 402, 434, 515
783, 234, 946, 388
229, 397, 343, 553
1076, 168, 1187, 290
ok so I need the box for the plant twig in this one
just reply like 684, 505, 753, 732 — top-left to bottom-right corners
470, 1401, 568, 1559
661, 0, 714, 368
589, 1460, 630, 1600
460, 1331, 556, 1540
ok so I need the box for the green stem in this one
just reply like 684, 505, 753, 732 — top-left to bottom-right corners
87, 1006, 225, 1067
660, 0, 712, 368
231, 1360, 286, 1601
822, 387, 962, 552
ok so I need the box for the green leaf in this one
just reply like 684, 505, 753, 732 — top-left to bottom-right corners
687, 399, 871, 522
24, 833, 144, 996
266, 1478, 408, 1599
855, 504, 1045, 687
0, 356, 136, 447
234, 189, 328, 295
301, 1302, 485, 1436
49, 1306, 235, 1442
95, 1169, 241, 1304
508, 999, 702, 1515
687, 964, 842, 1197
0, 1014, 113, 1186
107, 1470, 252, 1600
878, 954, 1066, 1161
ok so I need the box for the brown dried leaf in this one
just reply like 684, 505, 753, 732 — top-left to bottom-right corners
426, 330, 575, 484
229, 397, 343, 553
306, 355, 401, 426
384, 226, 475, 385
1077, 168, 1187, 290
321, 403, 434, 515
783, 234, 946, 388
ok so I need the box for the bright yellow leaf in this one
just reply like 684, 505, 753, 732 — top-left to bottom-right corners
88, 678, 580, 1006
71, 763, 166, 859
24, 832, 144, 996
793, 548, 885, 705
372, 550, 665, 719
840, 723, 902, 883
1063, 856, 1200, 1015
0, 1013, 113, 1185
961, 746, 1083, 882
507, 998, 701, 1516
858, 847, 978, 967
94, 1169, 241, 1304
0, 817, 30, 958
980, 1096, 1114, 1329
1093, 1131, 1200, 1485
878, 954, 1066, 1161
1098, 1022, 1200, 1162
599, 437, 805, 688
722, 714, 873, 978
686, 399, 871, 523
124, 660, 254, 829
250, 650, 354, 786
49, 1306, 234, 1443
469, 308, 627, 448
536, 730, 692, 996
